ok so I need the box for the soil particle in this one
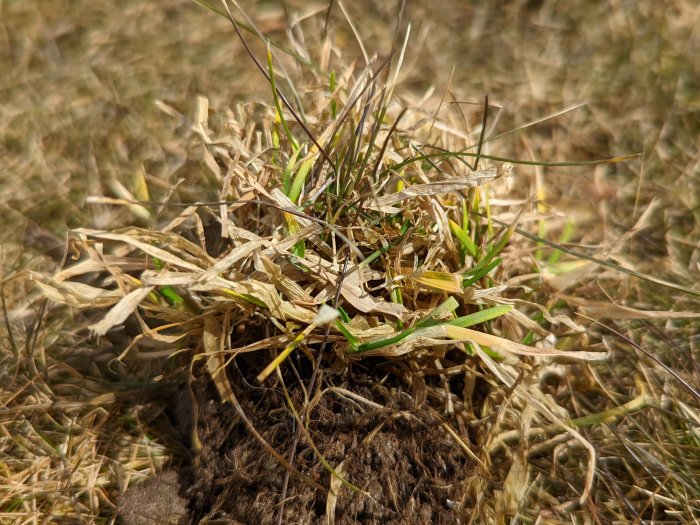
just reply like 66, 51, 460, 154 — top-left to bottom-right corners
117, 470, 188, 525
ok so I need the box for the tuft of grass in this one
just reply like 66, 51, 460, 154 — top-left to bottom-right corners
29, 1, 619, 521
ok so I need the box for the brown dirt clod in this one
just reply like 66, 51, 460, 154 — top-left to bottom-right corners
117, 470, 189, 525
183, 371, 475, 524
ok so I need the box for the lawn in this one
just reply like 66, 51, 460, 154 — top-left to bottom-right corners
1, 1, 699, 523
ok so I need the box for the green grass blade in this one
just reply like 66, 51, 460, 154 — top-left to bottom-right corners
267, 44, 298, 151
448, 304, 513, 328
282, 147, 302, 195
484, 214, 700, 298
337, 306, 351, 323
329, 70, 337, 119
414, 296, 460, 329
547, 219, 576, 265
288, 157, 314, 204
354, 327, 416, 353
463, 257, 502, 288
335, 320, 359, 350
352, 297, 460, 353
449, 219, 477, 258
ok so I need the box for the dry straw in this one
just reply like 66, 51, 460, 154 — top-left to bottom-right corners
5, 0, 698, 523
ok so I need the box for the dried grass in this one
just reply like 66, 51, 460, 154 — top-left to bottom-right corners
2, 0, 699, 523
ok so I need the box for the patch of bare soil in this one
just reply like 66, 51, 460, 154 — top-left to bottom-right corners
159, 361, 477, 525
118, 470, 189, 525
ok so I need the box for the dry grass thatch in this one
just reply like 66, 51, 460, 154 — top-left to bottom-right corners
2, 0, 699, 523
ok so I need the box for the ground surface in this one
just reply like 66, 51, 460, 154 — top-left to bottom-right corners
2, 1, 699, 524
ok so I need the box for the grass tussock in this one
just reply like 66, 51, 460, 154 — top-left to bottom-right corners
1, 0, 699, 523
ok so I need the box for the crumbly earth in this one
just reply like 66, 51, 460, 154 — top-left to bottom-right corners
117, 470, 188, 525
131, 363, 477, 525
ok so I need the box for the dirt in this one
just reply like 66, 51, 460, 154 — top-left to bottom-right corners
118, 470, 189, 525
117, 358, 477, 525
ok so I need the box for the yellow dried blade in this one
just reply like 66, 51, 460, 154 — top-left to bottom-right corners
411, 270, 463, 294
203, 317, 235, 404
257, 305, 339, 382
424, 325, 608, 361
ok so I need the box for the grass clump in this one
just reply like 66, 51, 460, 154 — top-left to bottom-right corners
29, 3, 617, 522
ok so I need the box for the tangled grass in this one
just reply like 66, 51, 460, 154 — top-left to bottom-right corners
2, 0, 699, 523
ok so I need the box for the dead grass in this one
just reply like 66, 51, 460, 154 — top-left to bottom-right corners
1, 0, 699, 523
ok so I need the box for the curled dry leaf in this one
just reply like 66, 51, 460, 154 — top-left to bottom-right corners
203, 316, 235, 404
89, 286, 154, 336
348, 323, 608, 362
575, 301, 700, 320
364, 168, 500, 212
410, 269, 463, 294
75, 228, 208, 271
256, 253, 315, 304
34, 276, 123, 308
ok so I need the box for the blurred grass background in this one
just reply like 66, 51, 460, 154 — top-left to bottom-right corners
4, 0, 698, 281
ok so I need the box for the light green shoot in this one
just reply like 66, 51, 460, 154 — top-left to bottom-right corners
547, 219, 576, 265
414, 296, 460, 329
329, 70, 337, 119
449, 219, 477, 259
466, 219, 516, 277
267, 43, 298, 152
288, 157, 314, 204
282, 147, 301, 195
463, 257, 502, 288
447, 304, 512, 328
